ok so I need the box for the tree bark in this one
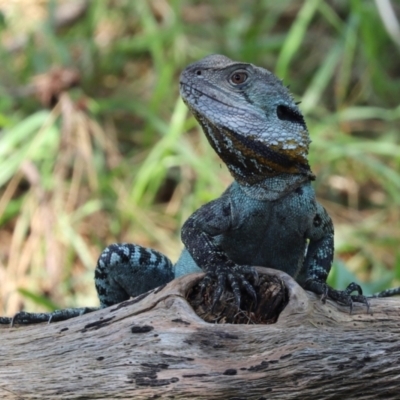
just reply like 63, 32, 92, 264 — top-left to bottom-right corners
1, 267, 399, 400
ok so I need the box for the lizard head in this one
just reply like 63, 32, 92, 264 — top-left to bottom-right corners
179, 54, 314, 185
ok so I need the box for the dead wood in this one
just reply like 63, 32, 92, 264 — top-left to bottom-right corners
1, 267, 400, 400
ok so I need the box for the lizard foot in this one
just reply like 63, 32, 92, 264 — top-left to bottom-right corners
8, 307, 98, 327
189, 274, 288, 324
201, 265, 259, 311
320, 282, 370, 314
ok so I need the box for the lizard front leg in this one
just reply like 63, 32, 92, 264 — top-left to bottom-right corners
302, 204, 369, 313
181, 197, 258, 309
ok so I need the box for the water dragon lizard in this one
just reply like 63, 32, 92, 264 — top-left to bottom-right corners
2, 54, 398, 325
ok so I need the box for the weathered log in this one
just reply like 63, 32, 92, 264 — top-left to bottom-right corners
1, 267, 399, 400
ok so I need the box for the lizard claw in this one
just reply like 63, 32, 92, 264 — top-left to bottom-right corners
238, 274, 258, 307
226, 272, 257, 309
10, 312, 30, 327
250, 267, 259, 285
200, 274, 213, 297
324, 282, 370, 314
320, 284, 329, 304
211, 272, 227, 311
228, 272, 242, 308
206, 265, 258, 311
343, 282, 370, 313
305, 280, 370, 314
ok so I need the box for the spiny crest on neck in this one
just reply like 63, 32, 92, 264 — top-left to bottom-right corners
180, 54, 314, 184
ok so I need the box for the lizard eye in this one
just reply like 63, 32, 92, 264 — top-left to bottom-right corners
276, 105, 305, 126
229, 71, 248, 85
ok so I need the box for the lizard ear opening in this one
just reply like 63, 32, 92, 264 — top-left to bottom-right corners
276, 105, 306, 127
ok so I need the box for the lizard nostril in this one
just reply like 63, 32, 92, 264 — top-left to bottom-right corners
196, 70, 202, 76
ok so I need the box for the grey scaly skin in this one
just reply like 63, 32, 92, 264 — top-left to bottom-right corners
2, 54, 399, 325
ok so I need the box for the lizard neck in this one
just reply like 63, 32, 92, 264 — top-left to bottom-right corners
196, 113, 314, 186
236, 173, 313, 201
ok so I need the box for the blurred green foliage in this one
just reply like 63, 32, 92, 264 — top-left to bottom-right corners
0, 0, 399, 314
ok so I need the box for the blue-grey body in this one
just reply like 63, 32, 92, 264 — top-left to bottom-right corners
175, 180, 327, 282
94, 176, 333, 309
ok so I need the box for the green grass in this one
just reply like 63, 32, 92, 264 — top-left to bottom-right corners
0, 0, 399, 314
